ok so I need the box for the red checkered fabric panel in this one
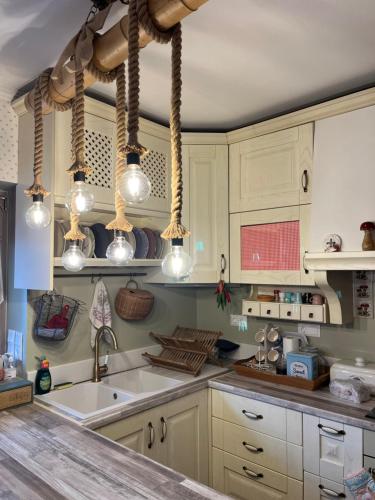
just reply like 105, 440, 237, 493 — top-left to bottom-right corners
241, 221, 300, 271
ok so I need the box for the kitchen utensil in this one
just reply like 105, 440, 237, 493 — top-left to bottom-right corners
255, 349, 266, 363
283, 335, 300, 354
254, 329, 265, 343
267, 327, 280, 343
267, 348, 280, 363
45, 304, 70, 329
257, 294, 274, 302
310, 294, 323, 305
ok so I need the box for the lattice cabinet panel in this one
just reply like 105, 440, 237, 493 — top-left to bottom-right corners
141, 150, 167, 200
84, 128, 114, 189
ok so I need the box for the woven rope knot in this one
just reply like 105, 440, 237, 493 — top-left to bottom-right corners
67, 160, 93, 176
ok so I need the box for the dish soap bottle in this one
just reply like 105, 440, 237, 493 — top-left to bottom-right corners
35, 356, 52, 395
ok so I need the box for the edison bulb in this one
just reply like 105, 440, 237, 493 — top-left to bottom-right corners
106, 233, 134, 265
118, 164, 151, 205
65, 181, 95, 214
161, 239, 193, 281
62, 242, 85, 272
25, 200, 51, 229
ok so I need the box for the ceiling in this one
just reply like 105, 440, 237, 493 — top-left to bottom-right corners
1, 0, 375, 130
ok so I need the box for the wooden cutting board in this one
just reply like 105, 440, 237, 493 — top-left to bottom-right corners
0, 378, 33, 410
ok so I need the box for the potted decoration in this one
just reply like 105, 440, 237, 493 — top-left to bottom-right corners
360, 221, 375, 251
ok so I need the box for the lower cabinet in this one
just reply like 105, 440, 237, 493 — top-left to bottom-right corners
95, 389, 209, 484
304, 472, 348, 500
212, 448, 303, 500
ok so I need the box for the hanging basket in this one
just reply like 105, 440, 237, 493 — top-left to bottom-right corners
32, 292, 83, 341
115, 279, 154, 321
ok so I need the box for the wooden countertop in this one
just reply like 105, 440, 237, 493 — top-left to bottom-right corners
209, 372, 375, 431
0, 404, 228, 500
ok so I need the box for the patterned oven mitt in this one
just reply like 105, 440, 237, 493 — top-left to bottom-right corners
345, 468, 375, 499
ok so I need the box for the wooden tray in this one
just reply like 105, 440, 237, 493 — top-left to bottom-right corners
233, 358, 330, 391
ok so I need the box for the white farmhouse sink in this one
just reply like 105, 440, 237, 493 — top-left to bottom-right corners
102, 367, 182, 394
37, 381, 134, 419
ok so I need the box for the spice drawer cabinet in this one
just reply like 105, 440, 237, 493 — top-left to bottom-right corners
95, 389, 209, 485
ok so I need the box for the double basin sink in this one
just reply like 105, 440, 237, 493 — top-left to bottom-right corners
36, 367, 183, 420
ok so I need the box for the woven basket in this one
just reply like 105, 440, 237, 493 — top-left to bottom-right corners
115, 280, 154, 321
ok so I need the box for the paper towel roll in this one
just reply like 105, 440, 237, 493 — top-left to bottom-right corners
283, 336, 299, 354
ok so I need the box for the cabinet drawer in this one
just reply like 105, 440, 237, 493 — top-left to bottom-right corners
212, 417, 287, 475
303, 414, 363, 484
280, 303, 301, 320
301, 305, 324, 323
212, 390, 286, 440
260, 303, 280, 319
212, 447, 303, 500
304, 472, 348, 500
242, 300, 260, 316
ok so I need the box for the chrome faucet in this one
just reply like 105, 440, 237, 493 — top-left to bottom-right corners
93, 326, 119, 382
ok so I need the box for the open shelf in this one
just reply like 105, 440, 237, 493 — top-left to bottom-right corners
54, 258, 162, 268
304, 251, 375, 271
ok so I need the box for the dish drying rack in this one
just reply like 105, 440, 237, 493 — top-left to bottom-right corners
143, 326, 222, 376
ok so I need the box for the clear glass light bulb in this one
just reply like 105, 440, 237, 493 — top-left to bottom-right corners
161, 242, 193, 281
106, 234, 134, 265
65, 181, 95, 214
62, 242, 85, 272
118, 164, 151, 205
25, 201, 51, 229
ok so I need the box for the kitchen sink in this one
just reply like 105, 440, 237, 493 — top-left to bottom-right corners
102, 367, 183, 394
36, 381, 134, 419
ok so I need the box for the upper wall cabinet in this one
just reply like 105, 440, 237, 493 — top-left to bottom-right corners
183, 144, 229, 283
54, 98, 171, 215
229, 124, 313, 213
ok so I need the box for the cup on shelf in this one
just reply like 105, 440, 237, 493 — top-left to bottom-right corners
302, 292, 312, 304
294, 292, 302, 304
279, 292, 285, 303
254, 329, 265, 344
284, 292, 292, 303
310, 294, 323, 305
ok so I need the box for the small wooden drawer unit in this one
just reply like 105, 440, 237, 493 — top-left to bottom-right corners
304, 472, 348, 500
212, 448, 303, 500
303, 414, 363, 485
260, 302, 280, 319
301, 304, 325, 323
242, 300, 260, 317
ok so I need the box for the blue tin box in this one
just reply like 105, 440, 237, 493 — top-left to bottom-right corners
286, 351, 318, 380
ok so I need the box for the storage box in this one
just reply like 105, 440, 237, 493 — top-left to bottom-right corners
287, 351, 318, 380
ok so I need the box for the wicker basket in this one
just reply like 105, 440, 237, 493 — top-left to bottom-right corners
115, 280, 154, 321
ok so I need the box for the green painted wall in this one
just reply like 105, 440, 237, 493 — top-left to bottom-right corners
196, 286, 375, 362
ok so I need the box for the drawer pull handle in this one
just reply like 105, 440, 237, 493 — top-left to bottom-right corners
248, 308, 252, 313
242, 410, 263, 420
318, 424, 346, 436
302, 169, 309, 193
242, 441, 263, 453
319, 484, 345, 498
287, 311, 291, 317
148, 422, 155, 449
242, 466, 263, 479
309, 312, 314, 318
160, 416, 167, 443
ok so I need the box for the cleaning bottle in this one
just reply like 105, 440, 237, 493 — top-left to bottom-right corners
35, 356, 52, 395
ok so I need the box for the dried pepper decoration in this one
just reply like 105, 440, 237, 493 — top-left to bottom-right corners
215, 254, 231, 310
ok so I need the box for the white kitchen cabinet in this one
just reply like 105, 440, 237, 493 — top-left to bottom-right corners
182, 144, 229, 283
95, 389, 208, 484
230, 204, 315, 285
304, 472, 348, 500
229, 123, 313, 213
303, 414, 363, 484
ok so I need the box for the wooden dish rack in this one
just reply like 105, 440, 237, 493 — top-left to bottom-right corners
143, 326, 222, 376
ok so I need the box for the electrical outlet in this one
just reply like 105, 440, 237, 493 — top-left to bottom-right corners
298, 323, 320, 338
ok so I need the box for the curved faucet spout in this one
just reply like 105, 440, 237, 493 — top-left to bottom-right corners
93, 326, 119, 382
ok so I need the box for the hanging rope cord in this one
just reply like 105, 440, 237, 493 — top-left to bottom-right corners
134, 0, 189, 239
106, 63, 133, 233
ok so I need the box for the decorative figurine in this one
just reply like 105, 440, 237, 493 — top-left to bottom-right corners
323, 234, 342, 252
360, 221, 375, 251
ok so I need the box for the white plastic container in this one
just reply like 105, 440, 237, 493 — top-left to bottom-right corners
330, 358, 375, 394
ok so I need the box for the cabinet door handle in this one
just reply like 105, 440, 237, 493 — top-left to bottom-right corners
242, 466, 263, 479
242, 441, 263, 453
220, 254, 226, 274
160, 417, 167, 443
242, 409, 263, 420
148, 422, 155, 449
301, 169, 308, 192
319, 484, 346, 497
318, 424, 346, 436
248, 307, 252, 313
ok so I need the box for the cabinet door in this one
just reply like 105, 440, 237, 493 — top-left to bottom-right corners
160, 389, 208, 484
229, 123, 313, 213
183, 145, 229, 283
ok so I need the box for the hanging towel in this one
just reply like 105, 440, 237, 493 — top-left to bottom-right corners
345, 468, 375, 499
89, 279, 112, 349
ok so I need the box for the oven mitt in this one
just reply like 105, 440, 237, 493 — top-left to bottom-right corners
344, 468, 375, 499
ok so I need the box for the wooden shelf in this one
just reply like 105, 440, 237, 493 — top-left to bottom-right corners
54, 258, 162, 268
304, 251, 375, 271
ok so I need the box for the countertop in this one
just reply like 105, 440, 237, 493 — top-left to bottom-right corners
0, 403, 228, 500
209, 372, 375, 432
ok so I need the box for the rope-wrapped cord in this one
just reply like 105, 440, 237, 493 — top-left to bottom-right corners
39, 68, 74, 112
24, 80, 50, 198
161, 23, 189, 240
86, 59, 117, 83
106, 64, 133, 233
125, 0, 147, 157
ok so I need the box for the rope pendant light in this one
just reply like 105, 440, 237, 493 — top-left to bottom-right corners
118, 0, 152, 206
106, 63, 135, 265
24, 79, 52, 230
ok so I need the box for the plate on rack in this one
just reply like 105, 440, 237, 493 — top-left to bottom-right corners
81, 226, 95, 258
143, 228, 157, 259
54, 220, 65, 257
133, 227, 149, 259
